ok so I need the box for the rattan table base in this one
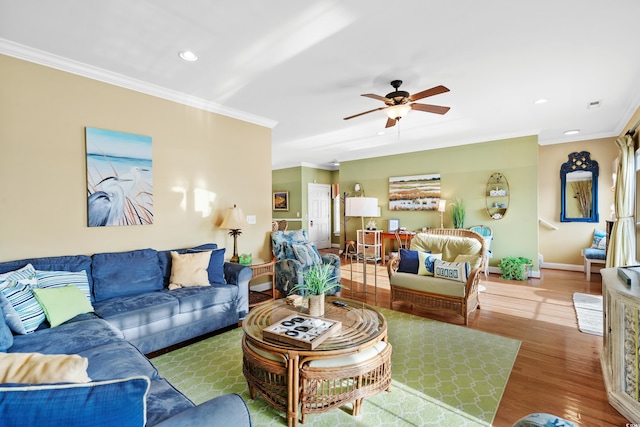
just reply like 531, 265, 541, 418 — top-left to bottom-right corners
242, 297, 391, 427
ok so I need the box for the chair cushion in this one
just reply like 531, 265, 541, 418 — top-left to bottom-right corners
410, 233, 482, 261
390, 272, 466, 298
308, 341, 388, 368
583, 248, 606, 260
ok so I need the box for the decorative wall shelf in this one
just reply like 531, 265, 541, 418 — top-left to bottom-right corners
485, 172, 510, 220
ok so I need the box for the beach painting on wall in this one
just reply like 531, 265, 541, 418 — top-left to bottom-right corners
389, 174, 441, 211
86, 127, 153, 227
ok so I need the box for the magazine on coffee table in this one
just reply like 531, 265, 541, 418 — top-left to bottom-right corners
262, 313, 342, 349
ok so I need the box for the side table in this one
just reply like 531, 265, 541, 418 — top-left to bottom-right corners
248, 258, 276, 308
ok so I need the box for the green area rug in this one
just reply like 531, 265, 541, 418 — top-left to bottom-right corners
151, 308, 520, 426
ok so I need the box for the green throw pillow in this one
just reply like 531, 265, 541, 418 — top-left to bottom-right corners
32, 286, 94, 327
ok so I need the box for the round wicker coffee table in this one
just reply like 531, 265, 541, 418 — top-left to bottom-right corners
242, 297, 391, 427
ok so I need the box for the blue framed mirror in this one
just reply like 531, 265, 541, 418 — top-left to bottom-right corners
560, 151, 599, 222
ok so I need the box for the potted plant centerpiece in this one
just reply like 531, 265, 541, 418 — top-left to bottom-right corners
289, 264, 338, 317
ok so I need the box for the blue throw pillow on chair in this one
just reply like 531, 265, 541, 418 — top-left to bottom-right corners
398, 248, 429, 274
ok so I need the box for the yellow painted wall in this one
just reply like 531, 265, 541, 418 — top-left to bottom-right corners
0, 55, 273, 262
538, 138, 618, 266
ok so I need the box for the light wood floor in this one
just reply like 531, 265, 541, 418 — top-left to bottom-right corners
337, 257, 628, 426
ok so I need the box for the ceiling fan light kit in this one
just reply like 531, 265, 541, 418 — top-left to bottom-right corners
344, 79, 450, 128
385, 104, 411, 120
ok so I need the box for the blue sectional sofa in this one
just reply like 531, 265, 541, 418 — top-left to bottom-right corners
0, 243, 253, 426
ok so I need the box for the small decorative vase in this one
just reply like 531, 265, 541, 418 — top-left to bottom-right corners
308, 294, 325, 317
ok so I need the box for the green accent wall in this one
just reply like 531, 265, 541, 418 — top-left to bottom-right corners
339, 135, 540, 269
272, 166, 335, 232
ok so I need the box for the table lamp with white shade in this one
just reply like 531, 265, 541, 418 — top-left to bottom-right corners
437, 199, 447, 228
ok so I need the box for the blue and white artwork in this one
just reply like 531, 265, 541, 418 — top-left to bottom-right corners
86, 127, 153, 227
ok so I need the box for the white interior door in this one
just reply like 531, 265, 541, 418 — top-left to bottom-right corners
308, 183, 331, 249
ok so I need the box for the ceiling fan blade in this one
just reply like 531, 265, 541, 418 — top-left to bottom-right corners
361, 93, 390, 102
385, 117, 397, 128
411, 103, 450, 115
343, 106, 386, 120
408, 85, 450, 102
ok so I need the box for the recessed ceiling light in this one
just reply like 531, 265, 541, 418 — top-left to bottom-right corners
178, 50, 198, 62
564, 129, 580, 135
587, 100, 601, 109
533, 98, 549, 104
377, 131, 386, 136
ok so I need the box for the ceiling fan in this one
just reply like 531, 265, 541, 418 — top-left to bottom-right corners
343, 80, 450, 128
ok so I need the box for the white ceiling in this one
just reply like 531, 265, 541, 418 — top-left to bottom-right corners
2, 1, 640, 170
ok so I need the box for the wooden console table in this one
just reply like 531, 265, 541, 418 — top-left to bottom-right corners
380, 231, 415, 265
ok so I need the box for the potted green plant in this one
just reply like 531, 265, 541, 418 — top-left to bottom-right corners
451, 198, 465, 229
289, 264, 338, 316
499, 257, 533, 281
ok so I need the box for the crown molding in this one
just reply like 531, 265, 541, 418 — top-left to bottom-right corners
0, 38, 278, 129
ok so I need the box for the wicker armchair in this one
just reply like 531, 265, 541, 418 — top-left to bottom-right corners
387, 228, 485, 325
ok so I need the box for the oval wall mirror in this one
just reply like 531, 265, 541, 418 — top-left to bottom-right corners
560, 151, 599, 222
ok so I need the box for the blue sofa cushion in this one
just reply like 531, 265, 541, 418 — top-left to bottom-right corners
79, 341, 159, 381
158, 244, 226, 286
9, 318, 123, 355
145, 378, 195, 426
92, 249, 163, 302
93, 292, 179, 330
0, 304, 13, 351
0, 376, 150, 427
163, 284, 239, 314
0, 255, 94, 293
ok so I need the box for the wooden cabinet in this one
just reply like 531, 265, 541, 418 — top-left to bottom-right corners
601, 267, 640, 423
357, 230, 382, 262
485, 172, 510, 220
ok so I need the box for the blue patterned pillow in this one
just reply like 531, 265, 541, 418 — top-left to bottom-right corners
434, 259, 471, 283
0, 376, 149, 427
591, 229, 606, 250
35, 270, 92, 302
418, 252, 442, 276
292, 243, 322, 266
0, 264, 45, 334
